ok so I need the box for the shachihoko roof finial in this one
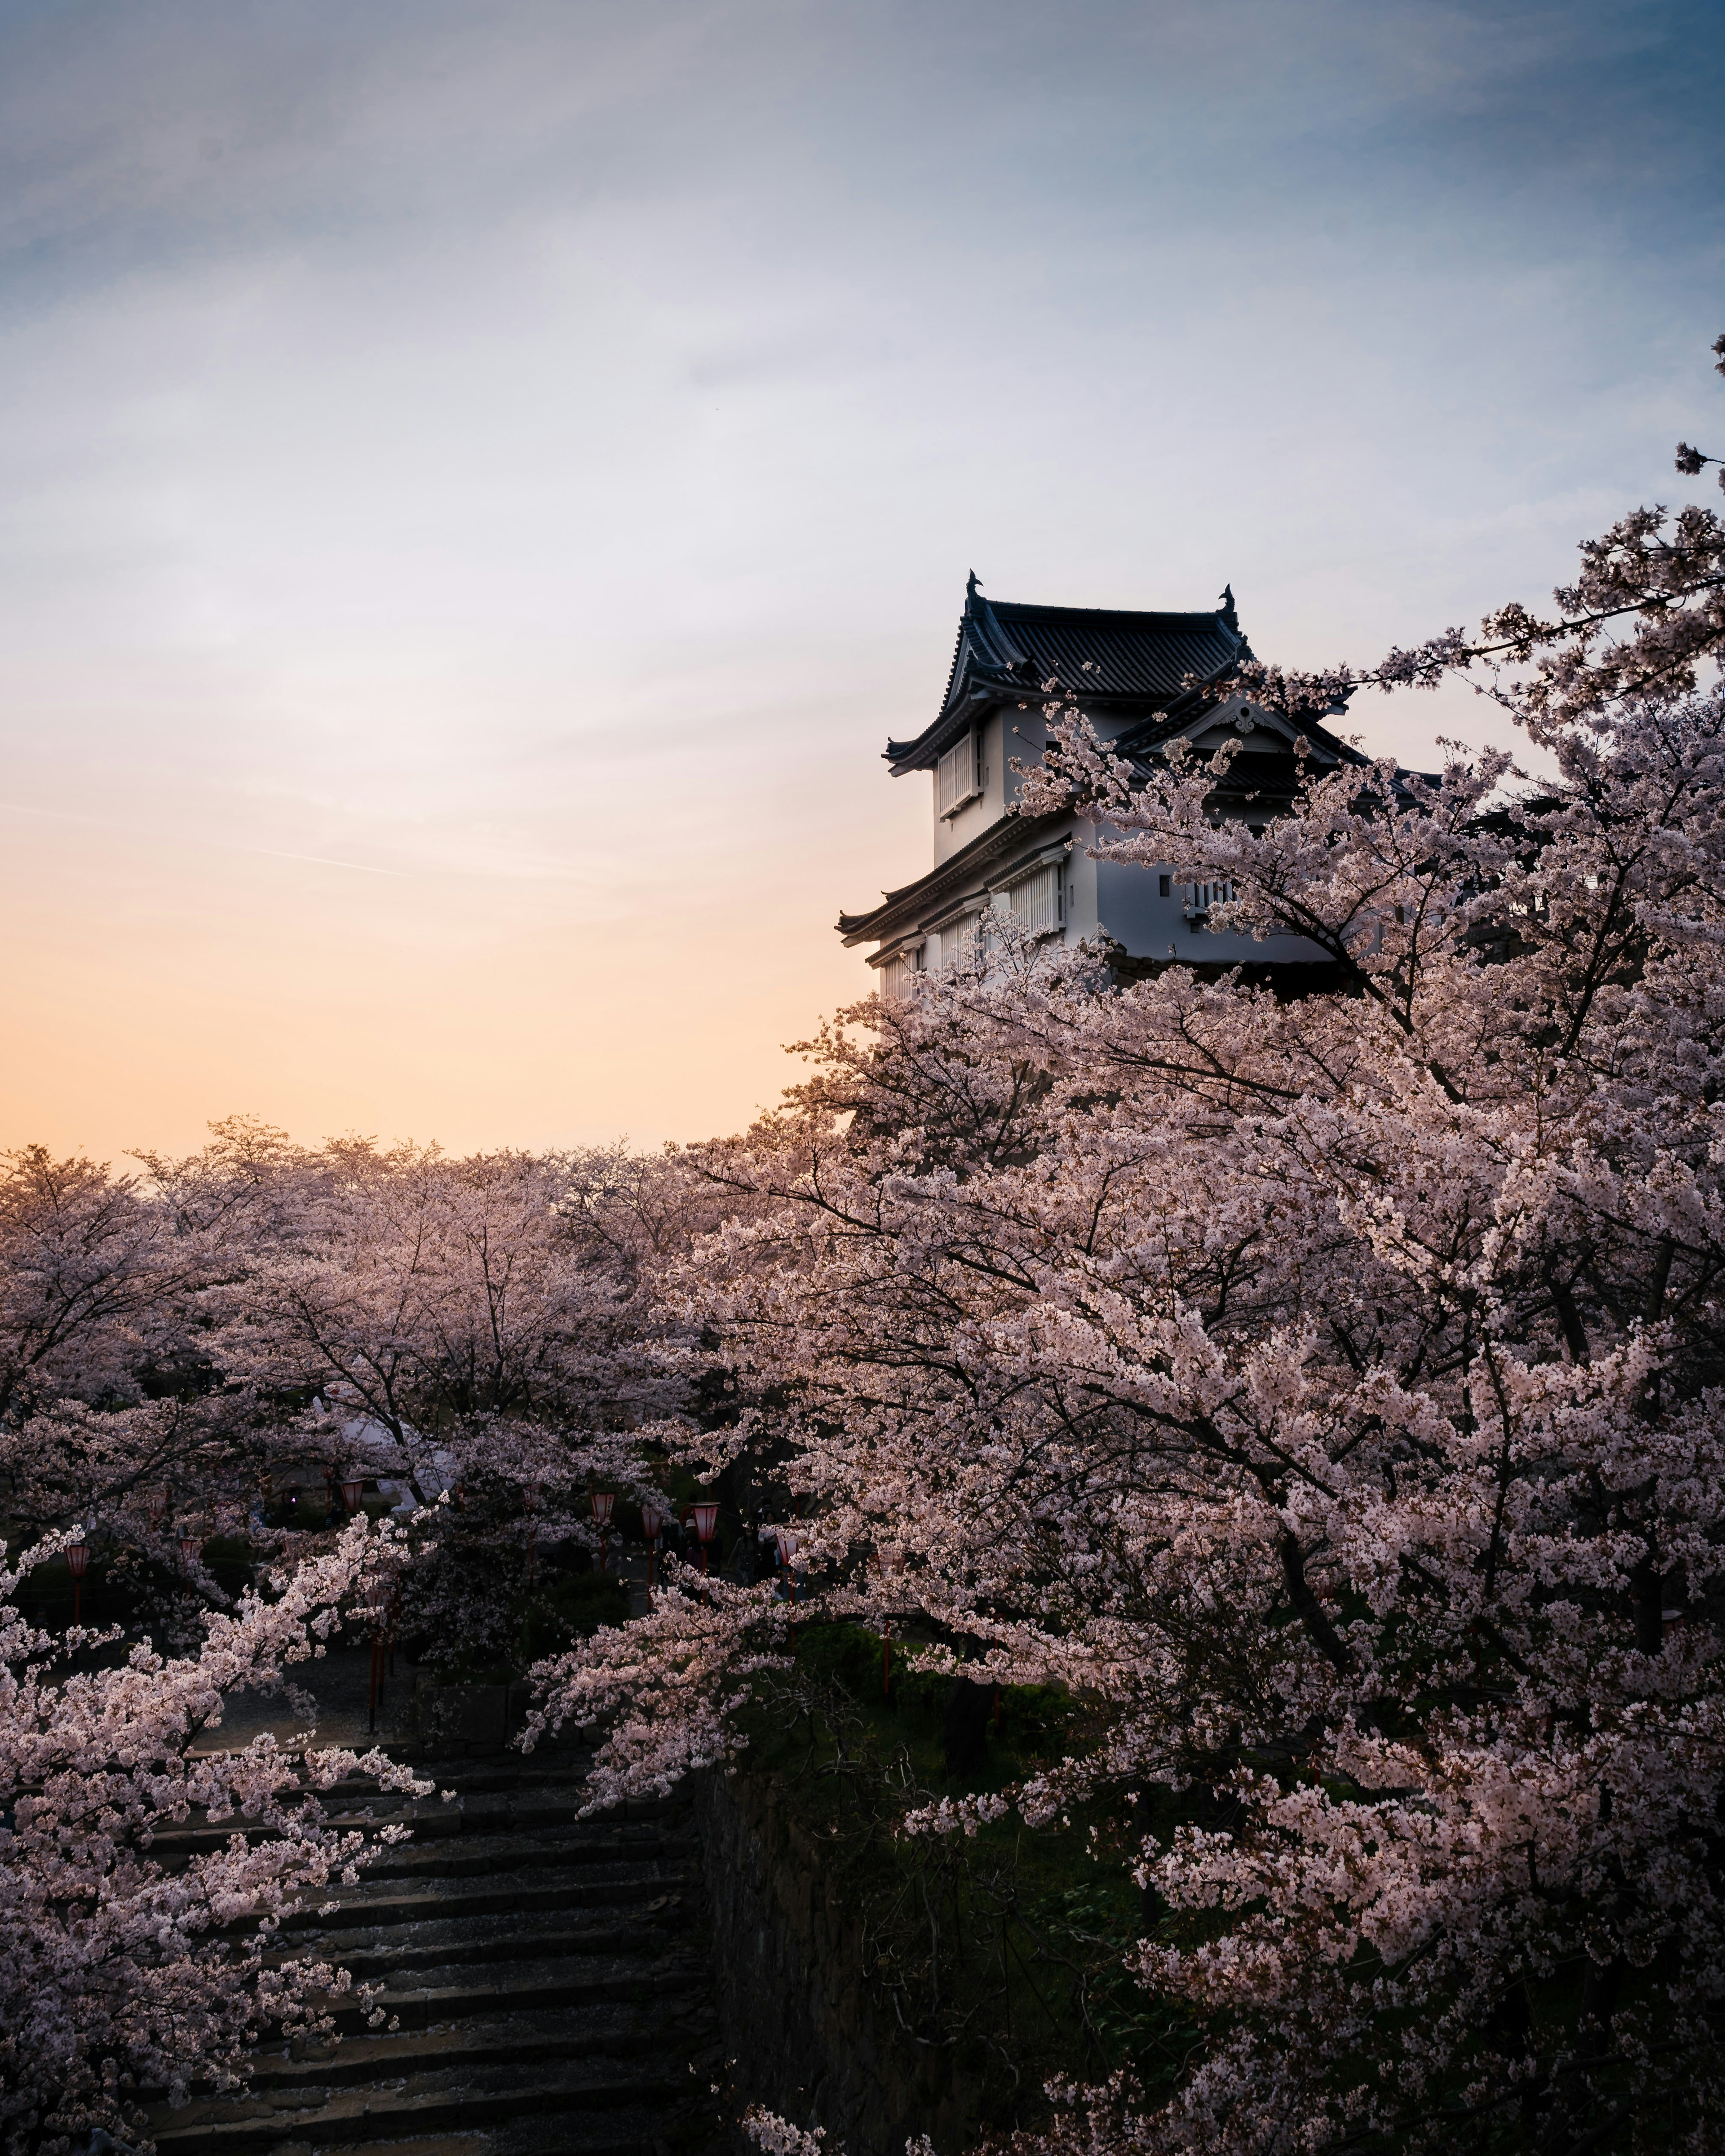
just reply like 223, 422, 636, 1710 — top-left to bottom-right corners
1218, 583, 1239, 632
967, 569, 982, 603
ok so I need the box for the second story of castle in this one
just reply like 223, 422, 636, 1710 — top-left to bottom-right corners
836, 574, 1368, 994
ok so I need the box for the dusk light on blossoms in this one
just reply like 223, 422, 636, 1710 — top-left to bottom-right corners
4, 5, 1725, 2155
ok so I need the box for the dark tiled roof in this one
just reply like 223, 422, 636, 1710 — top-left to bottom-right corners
885, 580, 1247, 770
950, 599, 1242, 704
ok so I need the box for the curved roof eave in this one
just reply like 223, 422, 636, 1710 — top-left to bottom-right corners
836, 807, 1070, 945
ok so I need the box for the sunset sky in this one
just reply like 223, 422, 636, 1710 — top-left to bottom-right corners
3, 0, 1722, 1166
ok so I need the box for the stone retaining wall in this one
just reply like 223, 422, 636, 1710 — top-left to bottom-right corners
695, 1770, 983, 2156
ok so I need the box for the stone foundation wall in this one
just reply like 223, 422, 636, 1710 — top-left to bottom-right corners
695, 1771, 984, 2156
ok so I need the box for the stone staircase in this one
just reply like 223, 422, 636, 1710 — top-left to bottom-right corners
145, 1755, 724, 2156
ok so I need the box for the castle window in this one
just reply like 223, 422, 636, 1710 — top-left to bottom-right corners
937, 730, 981, 818
1006, 862, 1063, 935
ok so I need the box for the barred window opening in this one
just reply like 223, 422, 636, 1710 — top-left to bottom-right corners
937, 731, 980, 817
1008, 863, 1063, 934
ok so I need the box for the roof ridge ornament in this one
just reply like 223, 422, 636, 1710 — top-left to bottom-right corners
1218, 583, 1240, 634
966, 569, 982, 609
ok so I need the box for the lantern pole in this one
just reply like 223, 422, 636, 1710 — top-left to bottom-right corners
640, 1501, 668, 1595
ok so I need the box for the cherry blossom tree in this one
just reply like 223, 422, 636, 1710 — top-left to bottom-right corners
530, 344, 1725, 2154
0, 1137, 309, 1624
0, 1514, 435, 2156
0, 1127, 710, 2142
0, 1146, 211, 1427
199, 1138, 700, 1664
0, 1127, 733, 2141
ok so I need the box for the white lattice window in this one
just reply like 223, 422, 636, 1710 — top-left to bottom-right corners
937, 731, 980, 817
1189, 879, 1234, 913
877, 948, 924, 1000
933, 918, 980, 972
1008, 862, 1063, 934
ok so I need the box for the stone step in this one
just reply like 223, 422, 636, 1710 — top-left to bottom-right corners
381, 1761, 599, 1793
150, 1804, 465, 1863
261, 2140, 492, 2156
150, 1754, 721, 2156
287, 1898, 686, 1982
326, 1951, 713, 2032
150, 1789, 677, 1864
357, 1823, 693, 1883
281, 1860, 694, 1936
153, 1824, 691, 1897
421, 1794, 677, 1835
150, 2053, 715, 2152
243, 2003, 703, 2097
230, 2108, 697, 2156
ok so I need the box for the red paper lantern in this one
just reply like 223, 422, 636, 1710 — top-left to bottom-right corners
341, 1480, 364, 1514
691, 1501, 720, 1575
65, 1542, 90, 1580
180, 1537, 202, 1567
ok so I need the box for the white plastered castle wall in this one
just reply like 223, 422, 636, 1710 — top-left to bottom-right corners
872, 688, 1335, 984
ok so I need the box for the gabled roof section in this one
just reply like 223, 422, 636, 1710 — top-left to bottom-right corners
1116, 693, 1368, 773
885, 574, 1249, 773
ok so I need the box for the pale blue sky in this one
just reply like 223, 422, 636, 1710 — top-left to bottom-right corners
2, 0, 1721, 1158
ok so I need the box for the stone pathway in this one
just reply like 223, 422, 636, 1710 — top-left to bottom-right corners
187, 1647, 422, 1759
145, 1752, 724, 2156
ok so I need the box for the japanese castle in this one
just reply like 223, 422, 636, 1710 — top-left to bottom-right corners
836, 575, 1365, 993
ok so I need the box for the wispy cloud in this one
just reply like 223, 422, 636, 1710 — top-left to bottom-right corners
1, 0, 1720, 1161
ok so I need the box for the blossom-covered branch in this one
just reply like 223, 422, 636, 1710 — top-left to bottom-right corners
0, 1515, 440, 2155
